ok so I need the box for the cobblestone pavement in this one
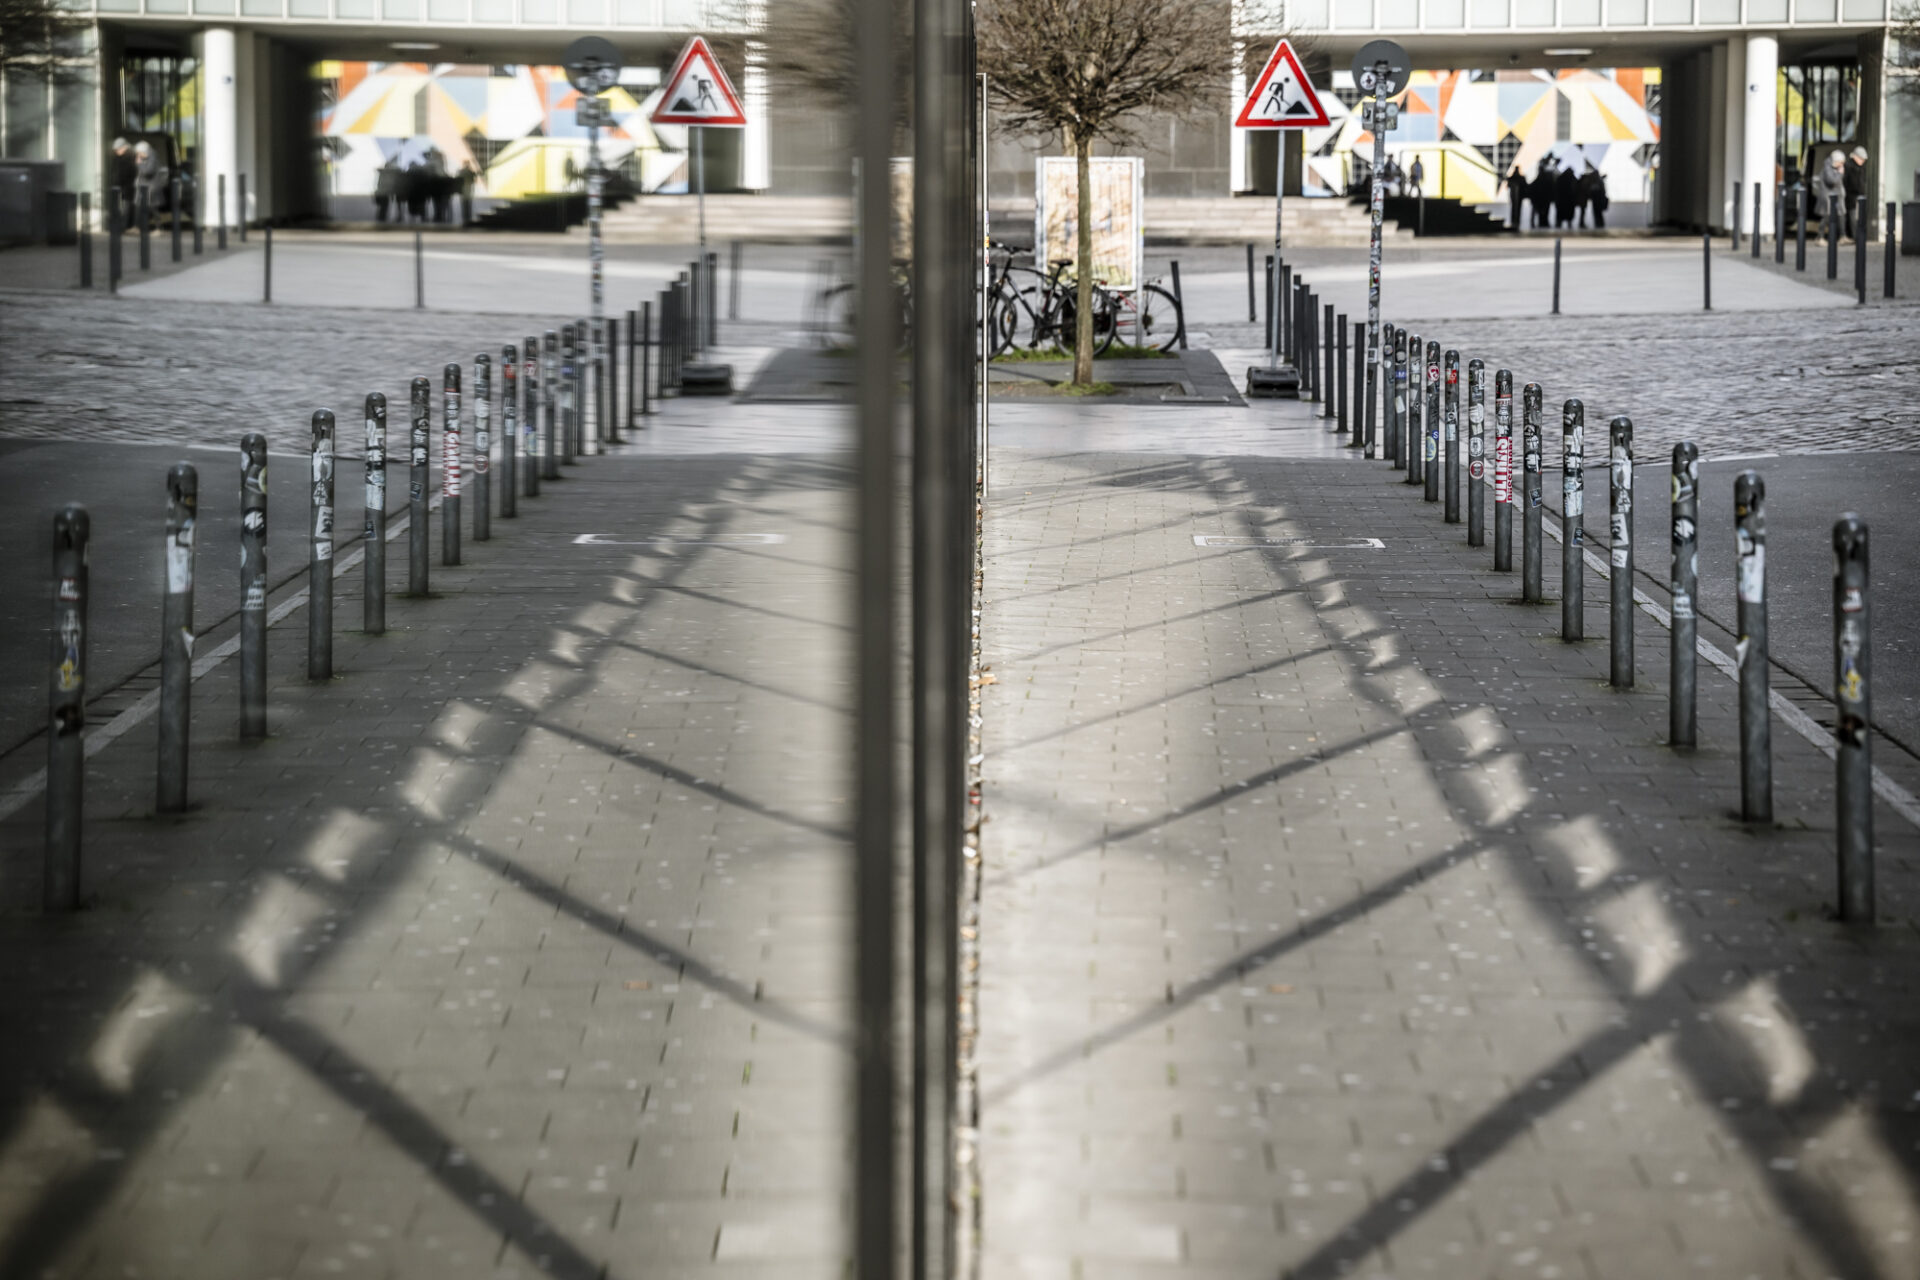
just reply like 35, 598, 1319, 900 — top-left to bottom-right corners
1203, 303, 1920, 461
0, 436, 858, 1277
976, 417, 1920, 1278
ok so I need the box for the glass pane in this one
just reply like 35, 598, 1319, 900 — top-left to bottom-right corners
4, 73, 47, 158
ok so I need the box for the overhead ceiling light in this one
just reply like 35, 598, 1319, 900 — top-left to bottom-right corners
391, 41, 440, 50
1543, 47, 1593, 55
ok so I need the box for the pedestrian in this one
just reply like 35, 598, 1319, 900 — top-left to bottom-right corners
1843, 145, 1867, 239
457, 160, 477, 226
1578, 164, 1607, 229
1532, 157, 1555, 227
1503, 164, 1526, 232
1554, 162, 1578, 229
133, 141, 168, 228
1818, 148, 1847, 239
110, 137, 136, 223
374, 158, 401, 224
1408, 154, 1425, 201
404, 161, 428, 223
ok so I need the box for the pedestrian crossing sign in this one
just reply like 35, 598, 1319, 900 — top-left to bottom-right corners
1234, 39, 1330, 129
650, 36, 748, 126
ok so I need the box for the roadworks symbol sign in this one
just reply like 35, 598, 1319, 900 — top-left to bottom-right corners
650, 36, 748, 126
1235, 39, 1330, 129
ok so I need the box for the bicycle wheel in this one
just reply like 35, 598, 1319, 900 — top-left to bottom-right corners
819, 282, 857, 349
1111, 284, 1181, 353
1090, 287, 1120, 357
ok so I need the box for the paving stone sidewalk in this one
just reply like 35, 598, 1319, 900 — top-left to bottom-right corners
975, 412, 1920, 1279
0, 444, 856, 1278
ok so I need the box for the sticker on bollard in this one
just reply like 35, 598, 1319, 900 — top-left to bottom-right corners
500, 346, 518, 518
240, 433, 269, 739
1443, 350, 1461, 524
46, 504, 89, 911
159, 464, 196, 813
310, 409, 336, 681
1669, 443, 1699, 747
1423, 341, 1441, 503
364, 392, 387, 634
442, 362, 462, 565
473, 353, 491, 542
1466, 358, 1485, 544
409, 376, 431, 596
1523, 383, 1544, 603
1492, 369, 1513, 570
1833, 515, 1873, 924
525, 336, 543, 496
543, 330, 561, 479
1407, 330, 1424, 487
1735, 471, 1772, 823
1607, 416, 1632, 688
1561, 398, 1584, 640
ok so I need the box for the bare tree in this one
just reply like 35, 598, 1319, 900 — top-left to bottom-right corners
979, 0, 1269, 383
1893, 5, 1920, 98
0, 0, 91, 85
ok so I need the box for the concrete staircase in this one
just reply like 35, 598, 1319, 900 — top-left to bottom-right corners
1141, 196, 1410, 246
596, 195, 850, 244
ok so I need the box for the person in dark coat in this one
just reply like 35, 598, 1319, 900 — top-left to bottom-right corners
374, 159, 401, 223
1577, 165, 1608, 229
1503, 164, 1527, 232
404, 161, 428, 223
1843, 145, 1867, 238
110, 137, 136, 223
1532, 157, 1555, 227
1554, 163, 1578, 228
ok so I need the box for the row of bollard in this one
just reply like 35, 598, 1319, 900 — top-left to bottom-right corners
42, 319, 621, 911
91, 174, 248, 294
1761, 183, 1899, 302
1278, 263, 1879, 924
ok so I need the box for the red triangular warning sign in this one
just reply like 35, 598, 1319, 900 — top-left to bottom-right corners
650, 36, 747, 126
1235, 39, 1330, 129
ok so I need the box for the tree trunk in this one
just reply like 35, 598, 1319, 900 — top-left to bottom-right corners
1073, 136, 1094, 386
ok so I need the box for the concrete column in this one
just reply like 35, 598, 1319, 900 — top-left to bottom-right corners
202, 26, 238, 229
743, 42, 769, 191
1229, 41, 1248, 193
1722, 36, 1746, 233
1744, 34, 1779, 239
1708, 42, 1728, 232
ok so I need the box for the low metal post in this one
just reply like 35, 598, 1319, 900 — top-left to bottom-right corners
1670, 443, 1698, 746
46, 504, 88, 911
1336, 313, 1349, 435
524, 336, 541, 497
1444, 349, 1461, 523
1424, 341, 1441, 503
442, 362, 462, 565
138, 190, 151, 270
706, 249, 719, 347
1170, 260, 1188, 350
108, 194, 121, 292
1402, 330, 1420, 486
217, 174, 228, 251
1523, 383, 1544, 603
1855, 197, 1867, 305
1751, 182, 1762, 259
1246, 243, 1257, 322
1888, 202, 1899, 299
1775, 184, 1785, 263
1833, 514, 1873, 923
1467, 358, 1486, 546
238, 173, 248, 241
1735, 471, 1771, 822
1607, 415, 1633, 687
170, 176, 182, 262
730, 239, 743, 320
408, 375, 430, 595
263, 224, 272, 303
473, 353, 491, 541
500, 346, 518, 518
639, 302, 652, 417
1795, 187, 1807, 270
191, 179, 202, 255
1732, 181, 1742, 251
1384, 323, 1401, 467
1827, 195, 1840, 280
1551, 237, 1561, 315
415, 230, 424, 309
159, 465, 195, 811
1561, 398, 1585, 640
1303, 288, 1317, 399
1323, 302, 1336, 421
561, 324, 578, 466
1263, 257, 1274, 351
542, 330, 559, 480
1360, 319, 1376, 459
1703, 232, 1712, 311
240, 433, 269, 738
364, 393, 387, 633
624, 309, 637, 435
1493, 370, 1513, 570
78, 191, 92, 288
309, 409, 336, 680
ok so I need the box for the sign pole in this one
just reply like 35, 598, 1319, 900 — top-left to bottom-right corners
1271, 136, 1282, 369
696, 125, 706, 251
589, 114, 604, 452
1366, 103, 1386, 458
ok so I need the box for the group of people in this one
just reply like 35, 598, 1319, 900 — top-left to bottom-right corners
1817, 145, 1871, 239
1501, 156, 1609, 231
109, 136, 178, 226
372, 153, 479, 226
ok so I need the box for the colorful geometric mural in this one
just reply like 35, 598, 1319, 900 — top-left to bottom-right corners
1279, 68, 1661, 206
317, 62, 693, 200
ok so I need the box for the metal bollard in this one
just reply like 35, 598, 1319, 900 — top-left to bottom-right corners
1523, 383, 1544, 603
415, 230, 425, 309
1246, 243, 1257, 322
473, 353, 491, 541
108, 194, 121, 292
1493, 370, 1514, 570
1466, 358, 1486, 546
1889, 202, 1900, 300
309, 410, 335, 680
1383, 323, 1400, 466
1854, 197, 1867, 305
1336, 313, 1349, 435
1171, 260, 1188, 350
1424, 341, 1441, 503
1669, 443, 1699, 746
1752, 181, 1762, 259
191, 179, 202, 255
730, 238, 743, 320
138, 190, 151, 270
79, 192, 92, 288
524, 336, 542, 496
639, 301, 652, 419
1702, 232, 1712, 311
408, 375, 431, 595
1795, 187, 1808, 271
240, 433, 269, 738
1263, 256, 1274, 351
1735, 471, 1772, 823
1833, 515, 1873, 923
1608, 416, 1633, 688
1827, 194, 1840, 280
1403, 330, 1420, 487
500, 346, 518, 518
1732, 180, 1742, 251
263, 224, 272, 303
217, 174, 228, 251
46, 504, 89, 911
1561, 399, 1585, 640
1443, 349, 1461, 523
441, 362, 462, 565
238, 173, 248, 242
706, 249, 719, 346
159, 465, 195, 812
542, 330, 560, 480
364, 392, 387, 634
1323, 302, 1336, 421
560, 324, 578, 467
1775, 184, 1785, 264
170, 176, 182, 262
1551, 237, 1561, 315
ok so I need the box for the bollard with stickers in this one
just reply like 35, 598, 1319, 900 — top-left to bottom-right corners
1523, 383, 1544, 603
1424, 341, 1441, 504
1467, 359, 1486, 547
159, 465, 196, 812
525, 335, 543, 496
1561, 399, 1585, 640
240, 433, 269, 738
1669, 444, 1699, 746
500, 346, 518, 518
1403, 330, 1421, 487
1833, 515, 1872, 923
1444, 350, 1461, 523
409, 376, 431, 596
364, 393, 387, 634
473, 354, 492, 542
47, 505, 89, 910
1607, 416, 1633, 688
1492, 369, 1513, 570
309, 409, 336, 681
1735, 471, 1772, 822
560, 325, 578, 468
441, 363, 462, 566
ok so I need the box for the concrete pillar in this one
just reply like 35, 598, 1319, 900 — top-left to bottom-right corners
1744, 34, 1779, 239
202, 26, 238, 229
1722, 37, 1746, 233
1229, 42, 1249, 193
1708, 42, 1728, 232
742, 42, 769, 191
